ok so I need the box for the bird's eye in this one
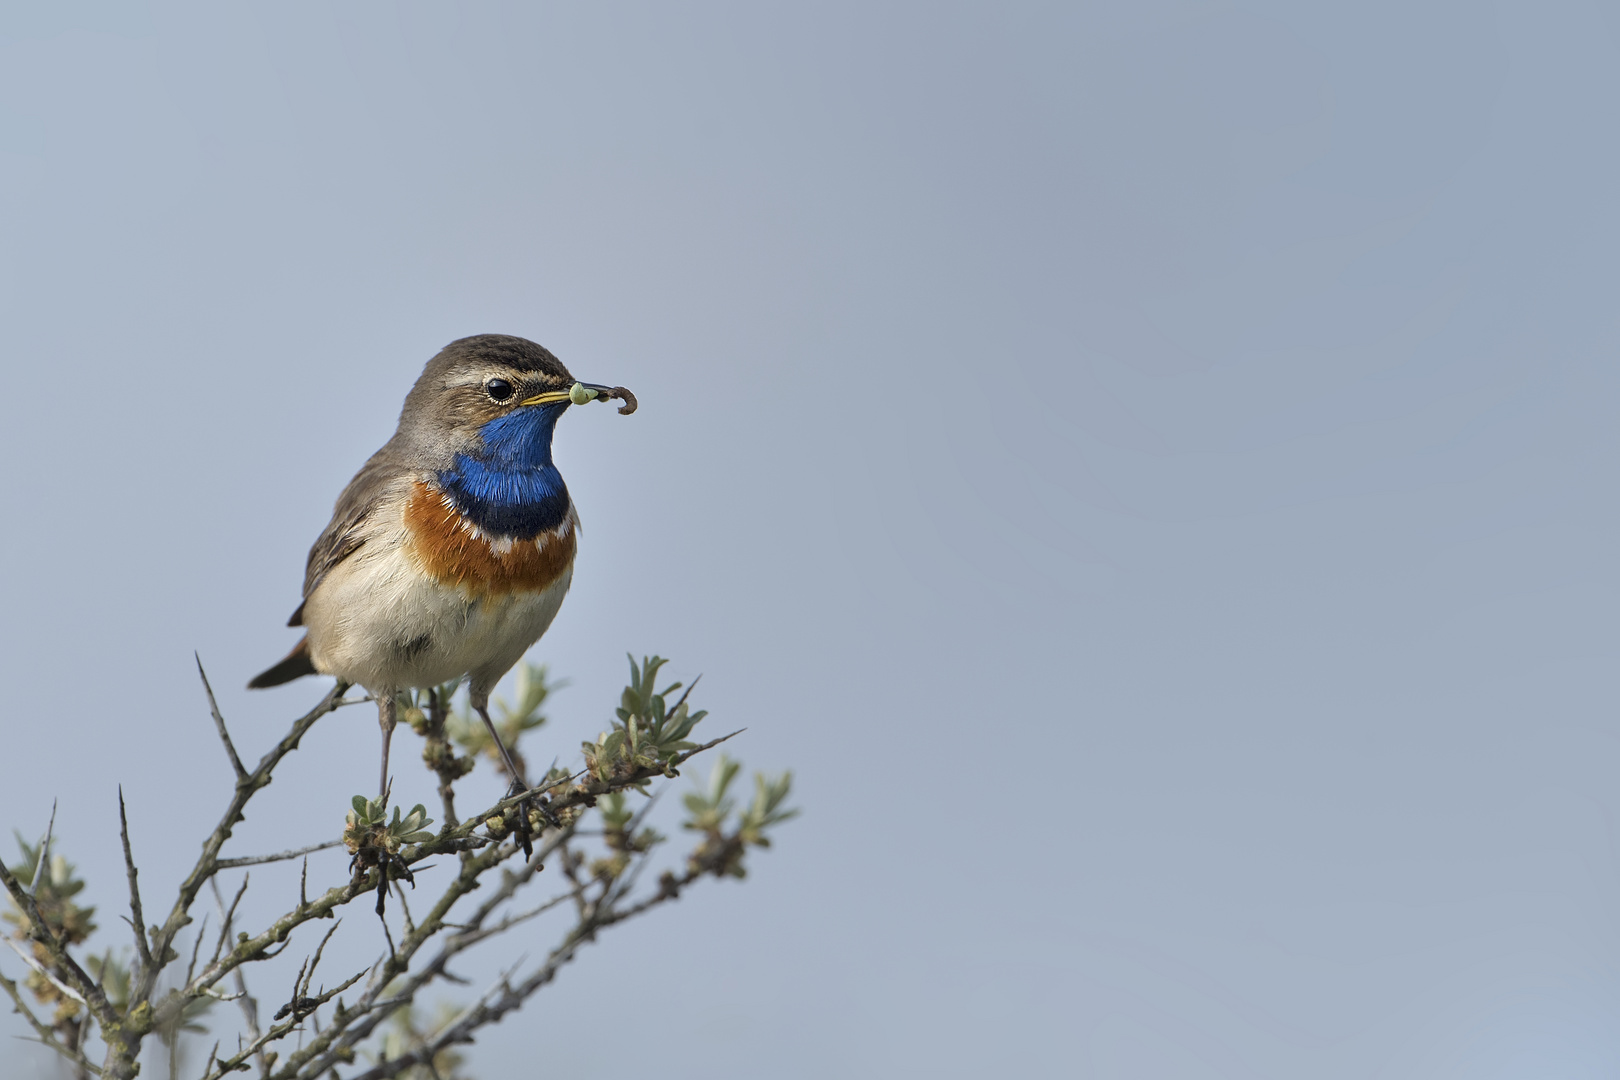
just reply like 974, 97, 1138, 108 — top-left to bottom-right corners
486, 378, 515, 402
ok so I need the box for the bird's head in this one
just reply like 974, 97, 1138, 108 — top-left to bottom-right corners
394, 334, 636, 537
396, 334, 634, 469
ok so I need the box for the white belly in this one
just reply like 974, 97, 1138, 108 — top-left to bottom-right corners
302, 531, 573, 694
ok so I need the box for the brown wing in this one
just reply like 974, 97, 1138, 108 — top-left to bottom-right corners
288, 447, 409, 626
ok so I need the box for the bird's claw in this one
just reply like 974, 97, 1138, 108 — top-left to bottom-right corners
503, 780, 560, 862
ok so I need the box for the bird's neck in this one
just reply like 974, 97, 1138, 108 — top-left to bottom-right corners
439, 406, 571, 537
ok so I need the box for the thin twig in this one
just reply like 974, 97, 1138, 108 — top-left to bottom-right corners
198, 968, 368, 1080
30, 799, 58, 902
117, 787, 154, 977
138, 680, 349, 1015
0, 859, 115, 1028
215, 840, 343, 871
558, 840, 588, 920
394, 881, 417, 937
184, 913, 209, 986
209, 875, 250, 969
422, 685, 461, 829
210, 877, 265, 1074
379, 910, 397, 961
435, 953, 528, 1036
338, 862, 702, 1080
109, 706, 740, 1079
608, 843, 655, 910
418, 882, 585, 958
187, 732, 724, 1004
268, 827, 575, 1076
283, 955, 311, 1031
230, 964, 264, 1077
0, 964, 103, 1075
3, 936, 87, 1004
664, 674, 701, 722
196, 654, 248, 781
300, 921, 342, 1001
593, 806, 673, 921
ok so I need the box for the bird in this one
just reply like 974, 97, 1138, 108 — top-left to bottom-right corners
248, 333, 636, 827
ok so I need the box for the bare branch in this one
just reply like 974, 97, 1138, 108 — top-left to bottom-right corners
229, 966, 264, 1077
3, 936, 86, 1005
195, 654, 248, 781
0, 964, 102, 1076
299, 920, 342, 1002
338, 859, 706, 1080
0, 858, 116, 1028
557, 839, 588, 920
415, 881, 585, 958
137, 680, 349, 1013
184, 913, 208, 987
199, 967, 367, 1080
264, 828, 576, 1077
188, 876, 375, 998
185, 730, 727, 1007
214, 840, 343, 871
421, 685, 463, 829
286, 956, 309, 1013
6, 666, 750, 1080
209, 877, 265, 1076
399, 827, 753, 1071
117, 787, 154, 978
208, 875, 250, 970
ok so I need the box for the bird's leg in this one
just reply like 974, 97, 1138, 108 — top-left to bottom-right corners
472, 694, 534, 861
474, 702, 528, 789
377, 687, 397, 803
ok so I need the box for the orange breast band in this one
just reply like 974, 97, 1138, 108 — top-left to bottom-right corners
403, 480, 576, 596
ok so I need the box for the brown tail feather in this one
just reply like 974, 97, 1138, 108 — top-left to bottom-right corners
247, 636, 318, 689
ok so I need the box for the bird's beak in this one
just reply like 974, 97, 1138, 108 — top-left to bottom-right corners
520, 381, 638, 414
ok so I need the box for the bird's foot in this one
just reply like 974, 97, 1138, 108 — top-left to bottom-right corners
502, 779, 534, 861
503, 778, 560, 862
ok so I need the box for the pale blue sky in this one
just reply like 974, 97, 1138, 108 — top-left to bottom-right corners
3, 3, 1620, 1077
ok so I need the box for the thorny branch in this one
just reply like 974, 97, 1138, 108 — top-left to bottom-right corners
209, 878, 266, 1077
117, 788, 154, 979
195, 653, 247, 782
0, 655, 792, 1079
342, 843, 729, 1080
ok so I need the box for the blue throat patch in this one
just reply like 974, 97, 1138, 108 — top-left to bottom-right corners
440, 404, 571, 537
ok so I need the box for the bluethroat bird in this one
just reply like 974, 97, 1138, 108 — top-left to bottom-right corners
248, 334, 636, 833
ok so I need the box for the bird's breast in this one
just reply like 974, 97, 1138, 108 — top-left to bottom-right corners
402, 479, 577, 596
